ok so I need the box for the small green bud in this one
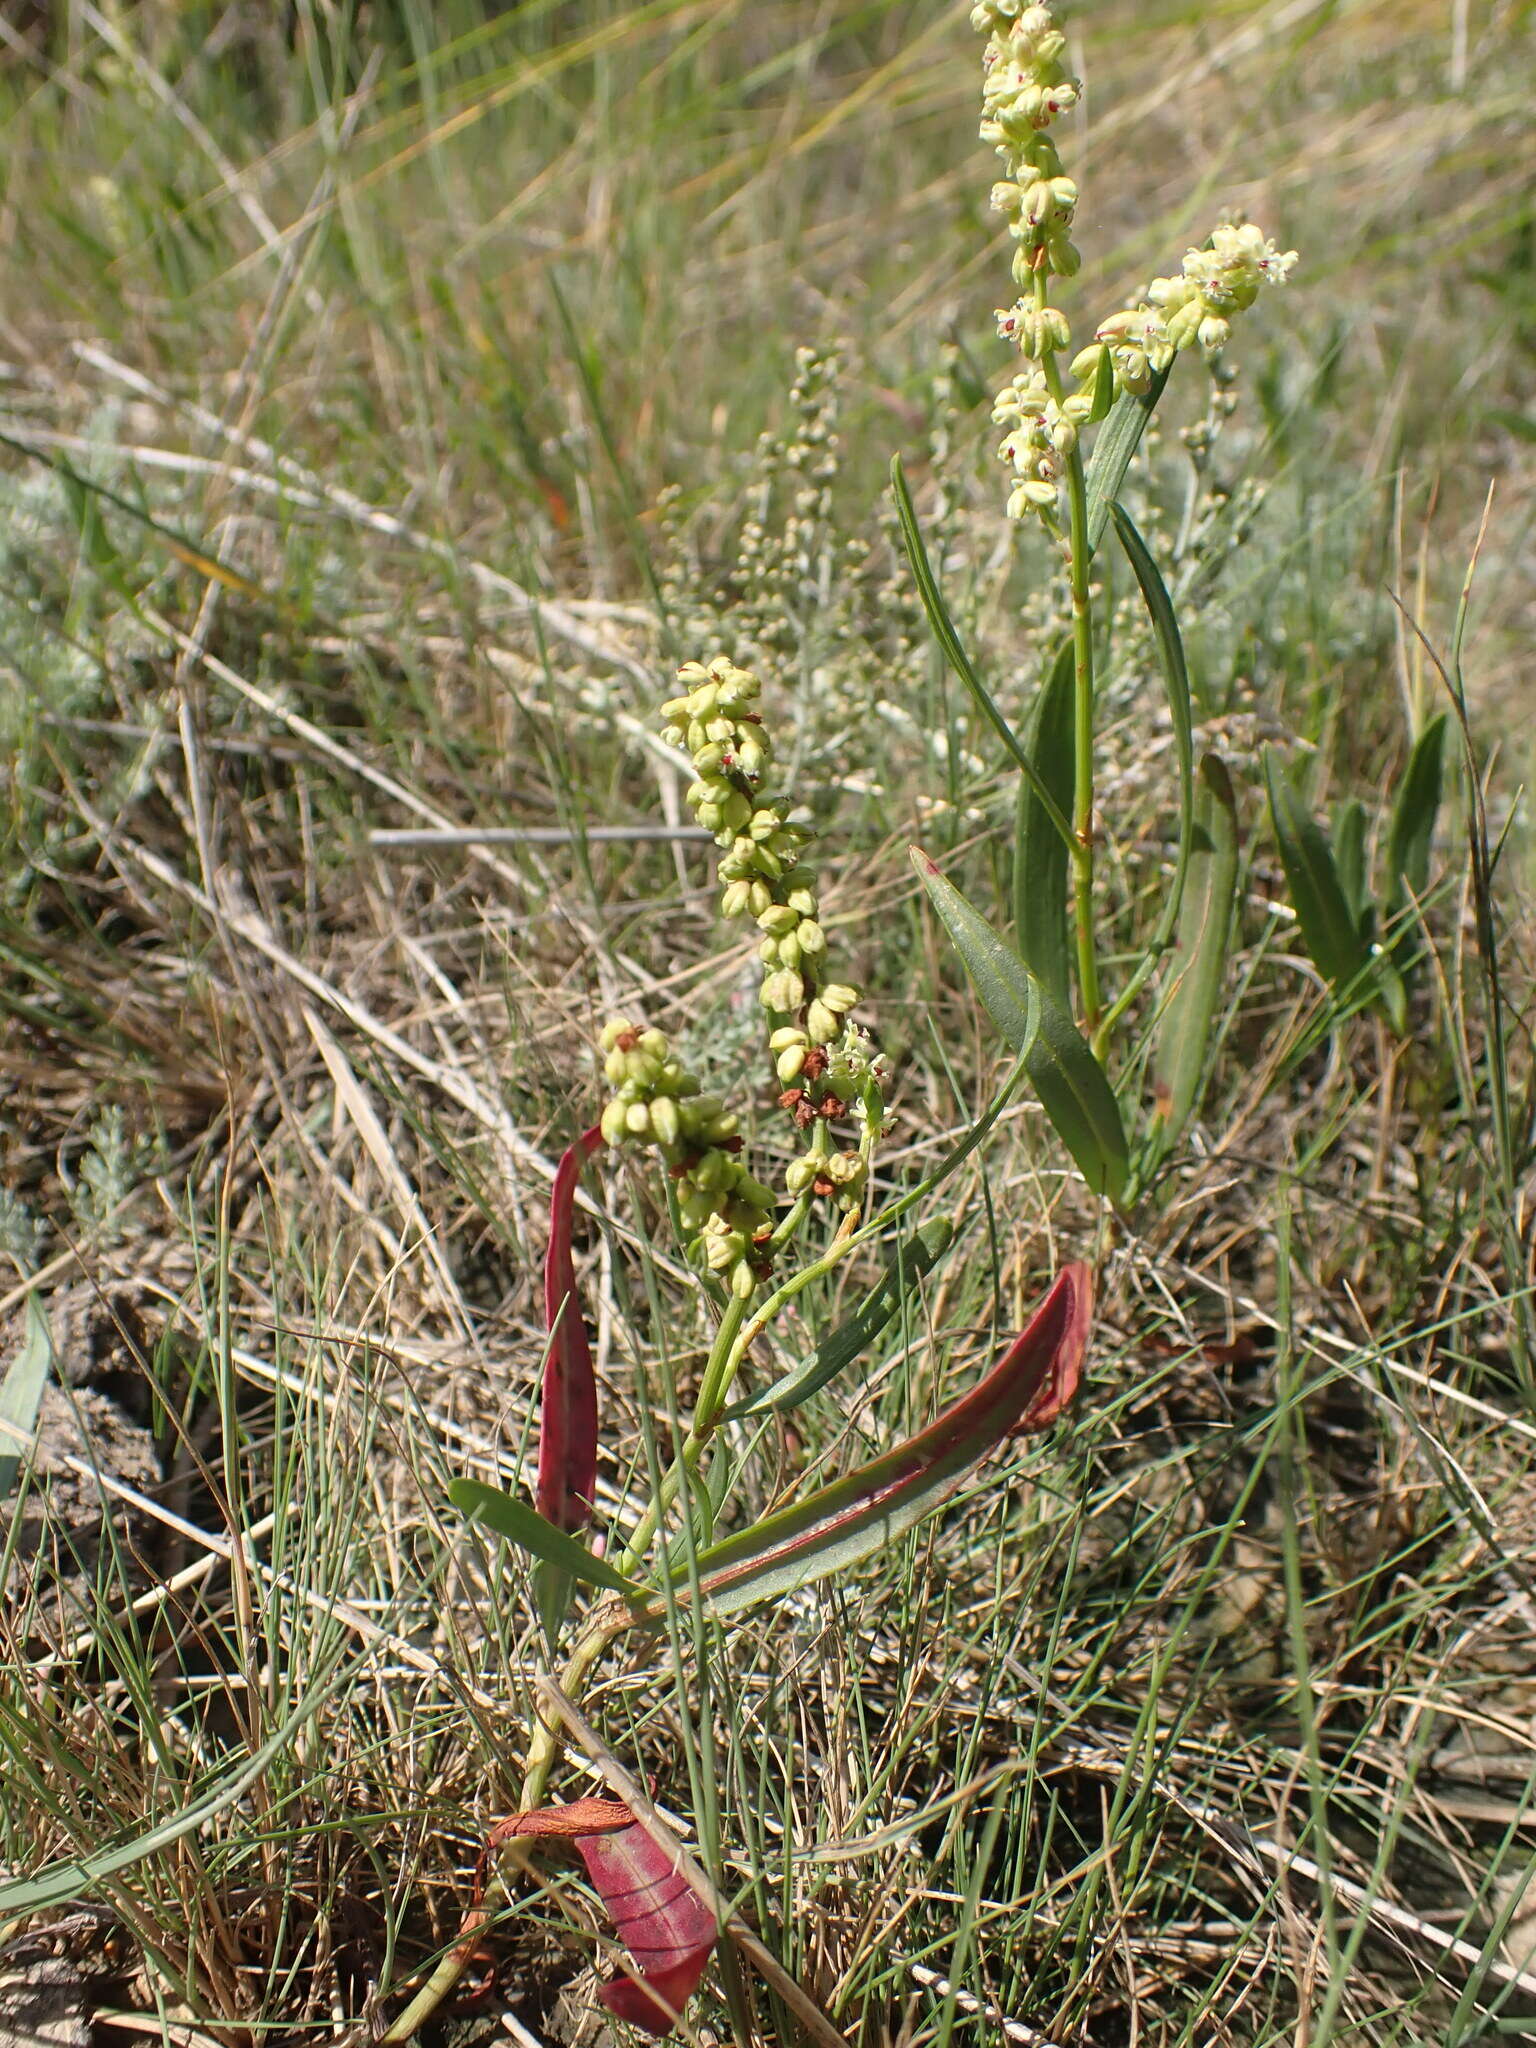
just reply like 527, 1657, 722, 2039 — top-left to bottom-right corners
600, 1100, 629, 1146
784, 1156, 818, 1196
806, 999, 839, 1045
600, 1016, 638, 1050
796, 920, 826, 955
603, 1048, 629, 1085
757, 903, 800, 938
721, 880, 753, 919
649, 1096, 681, 1147
730, 1258, 759, 1299
822, 983, 860, 1014
776, 1043, 807, 1084
769, 1026, 808, 1051
776, 933, 803, 974
785, 885, 818, 917
761, 969, 805, 1012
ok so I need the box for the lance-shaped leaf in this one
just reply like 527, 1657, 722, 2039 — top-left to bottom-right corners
890, 455, 1073, 846
1263, 752, 1378, 1010
1385, 712, 1448, 947
447, 1477, 641, 1597
1152, 754, 1240, 1145
1014, 638, 1076, 1010
1084, 365, 1173, 554
912, 849, 1128, 1200
1, 1296, 53, 1503
650, 1263, 1091, 1620
723, 1217, 955, 1420
539, 1125, 605, 1531
480, 1800, 717, 2037
1110, 502, 1193, 931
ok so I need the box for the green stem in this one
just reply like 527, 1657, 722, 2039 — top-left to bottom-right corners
1035, 278, 1101, 1036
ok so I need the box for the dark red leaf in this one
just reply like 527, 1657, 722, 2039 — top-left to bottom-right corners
538, 1126, 605, 1532
576, 1821, 717, 2035
489, 1798, 634, 1843
683, 1261, 1094, 1615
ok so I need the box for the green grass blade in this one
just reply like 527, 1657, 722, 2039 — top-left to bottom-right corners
1083, 366, 1172, 555
1263, 750, 1376, 999
0, 1297, 53, 1503
448, 1477, 642, 1596
890, 454, 1074, 850
723, 1217, 955, 1420
0, 1636, 362, 1917
912, 849, 1128, 1201
1013, 637, 1076, 1010
1151, 754, 1240, 1146
1386, 711, 1448, 912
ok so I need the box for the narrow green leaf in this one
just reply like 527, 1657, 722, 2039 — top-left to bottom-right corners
912, 849, 1128, 1200
1331, 798, 1371, 925
1110, 501, 1194, 936
0, 1297, 53, 1502
448, 1478, 641, 1597
890, 455, 1074, 850
1013, 639, 1076, 1010
1386, 712, 1448, 913
1152, 754, 1240, 1144
1084, 365, 1172, 554
655, 1265, 1092, 1620
1085, 342, 1117, 424
724, 1218, 956, 1420
1264, 751, 1376, 1000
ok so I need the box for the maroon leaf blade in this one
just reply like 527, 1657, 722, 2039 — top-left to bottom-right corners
538, 1125, 605, 1532
667, 1262, 1093, 1618
575, 1820, 717, 2035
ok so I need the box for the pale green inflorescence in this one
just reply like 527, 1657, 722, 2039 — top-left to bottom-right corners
597, 657, 892, 1296
598, 1018, 779, 1299
974, 0, 1297, 524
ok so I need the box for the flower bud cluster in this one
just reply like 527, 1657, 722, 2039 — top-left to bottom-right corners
1073, 223, 1298, 398
977, 3, 1080, 299
975, 1, 1297, 527
973, 1, 1083, 524
662, 653, 890, 1214
663, 656, 860, 1040
598, 1018, 777, 1299
992, 369, 1096, 516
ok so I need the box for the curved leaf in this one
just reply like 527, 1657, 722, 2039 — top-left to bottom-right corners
1152, 753, 1240, 1144
724, 1217, 955, 1420
1014, 638, 1076, 1009
539, 1125, 605, 1531
0, 1295, 53, 1502
912, 848, 1128, 1200
577, 1820, 718, 2035
487, 1801, 716, 2037
890, 455, 1073, 847
1386, 711, 1448, 915
660, 1263, 1092, 1620
449, 1477, 641, 1597
1264, 751, 1375, 1000
1110, 502, 1193, 928
1084, 365, 1172, 554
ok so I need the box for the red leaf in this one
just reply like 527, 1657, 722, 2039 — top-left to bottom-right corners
685, 1261, 1094, 1615
575, 1821, 717, 2036
490, 1798, 635, 1843
538, 1126, 605, 1532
